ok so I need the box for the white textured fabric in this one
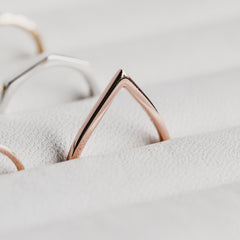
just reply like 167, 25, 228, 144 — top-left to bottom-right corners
2, 0, 240, 87
1, 68, 240, 173
1, 127, 240, 234
3, 183, 240, 240
1, 0, 240, 238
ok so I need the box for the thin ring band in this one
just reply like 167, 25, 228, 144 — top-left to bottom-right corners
0, 12, 44, 53
0, 145, 24, 171
67, 69, 170, 160
0, 53, 98, 113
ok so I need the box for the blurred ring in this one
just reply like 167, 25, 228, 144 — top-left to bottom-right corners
0, 12, 44, 53
0, 145, 24, 171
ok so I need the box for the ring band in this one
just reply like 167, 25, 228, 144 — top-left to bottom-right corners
67, 69, 170, 160
0, 53, 98, 113
0, 12, 44, 54
0, 145, 24, 171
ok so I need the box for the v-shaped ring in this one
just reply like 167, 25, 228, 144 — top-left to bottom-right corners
67, 69, 170, 160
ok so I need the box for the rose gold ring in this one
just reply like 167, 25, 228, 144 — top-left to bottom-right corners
0, 145, 24, 171
0, 12, 44, 54
67, 69, 170, 160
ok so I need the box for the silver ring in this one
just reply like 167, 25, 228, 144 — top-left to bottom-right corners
0, 53, 98, 113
